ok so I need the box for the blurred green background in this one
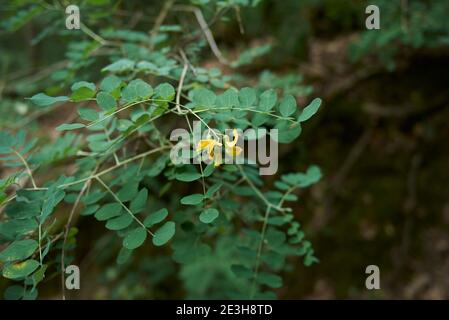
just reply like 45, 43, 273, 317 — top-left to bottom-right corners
1, 0, 449, 299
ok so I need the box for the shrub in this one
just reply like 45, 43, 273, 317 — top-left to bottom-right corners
0, 0, 322, 299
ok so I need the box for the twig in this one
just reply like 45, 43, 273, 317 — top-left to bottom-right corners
179, 104, 221, 140
316, 122, 376, 231
149, 0, 175, 50
237, 165, 286, 213
59, 146, 170, 189
174, 5, 228, 65
184, 111, 207, 196
234, 6, 245, 34
250, 205, 271, 298
95, 177, 154, 236
80, 22, 107, 46
12, 149, 37, 189
104, 128, 120, 165
195, 106, 297, 124
330, 122, 376, 189
176, 50, 189, 114
60, 165, 98, 300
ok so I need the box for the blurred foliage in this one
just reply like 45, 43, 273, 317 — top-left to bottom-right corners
1, 0, 449, 300
0, 0, 320, 300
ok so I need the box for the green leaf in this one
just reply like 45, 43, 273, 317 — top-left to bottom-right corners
96, 91, 117, 110
0, 239, 38, 262
152, 221, 175, 246
3, 6, 44, 32
134, 79, 153, 98
129, 188, 148, 213
0, 219, 38, 240
193, 88, 216, 106
94, 203, 122, 221
28, 93, 69, 107
216, 88, 239, 108
279, 94, 297, 117
154, 83, 175, 101
199, 208, 219, 223
252, 113, 269, 127
5, 201, 40, 219
175, 171, 202, 182
123, 227, 147, 250
257, 272, 283, 288
239, 87, 256, 108
122, 79, 153, 102
202, 162, 215, 177
116, 247, 132, 265
102, 59, 135, 73
143, 208, 168, 227
105, 214, 133, 231
71, 81, 96, 92
231, 43, 272, 67
81, 205, 99, 216
281, 165, 322, 188
41, 189, 65, 223
83, 191, 106, 205
31, 264, 47, 287
298, 98, 321, 122
22, 288, 38, 300
55, 123, 85, 131
205, 182, 222, 198
303, 165, 322, 187
146, 154, 169, 177
70, 82, 96, 102
180, 194, 204, 205
3, 259, 40, 280
88, 140, 114, 152
117, 181, 139, 202
231, 264, 253, 279
273, 121, 301, 144
259, 89, 277, 111
100, 75, 122, 93
77, 108, 98, 121
4, 285, 23, 300
71, 87, 96, 102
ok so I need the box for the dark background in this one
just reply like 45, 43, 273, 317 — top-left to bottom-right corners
1, 0, 449, 299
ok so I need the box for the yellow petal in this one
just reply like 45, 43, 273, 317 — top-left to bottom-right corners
214, 155, 222, 167
226, 145, 243, 157
207, 144, 215, 160
234, 146, 243, 156
225, 129, 239, 148
197, 139, 215, 152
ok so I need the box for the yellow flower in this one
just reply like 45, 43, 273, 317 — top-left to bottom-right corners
196, 129, 242, 167
196, 138, 222, 166
213, 153, 222, 167
224, 129, 243, 157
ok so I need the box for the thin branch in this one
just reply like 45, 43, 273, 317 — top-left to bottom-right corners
60, 165, 98, 300
234, 6, 245, 34
195, 106, 297, 124
96, 177, 154, 236
184, 112, 207, 196
86, 97, 175, 128
12, 149, 37, 189
59, 146, 170, 189
104, 128, 120, 165
176, 50, 189, 114
237, 165, 287, 213
149, 0, 175, 50
80, 22, 107, 46
250, 205, 271, 298
179, 104, 221, 140
174, 5, 228, 65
